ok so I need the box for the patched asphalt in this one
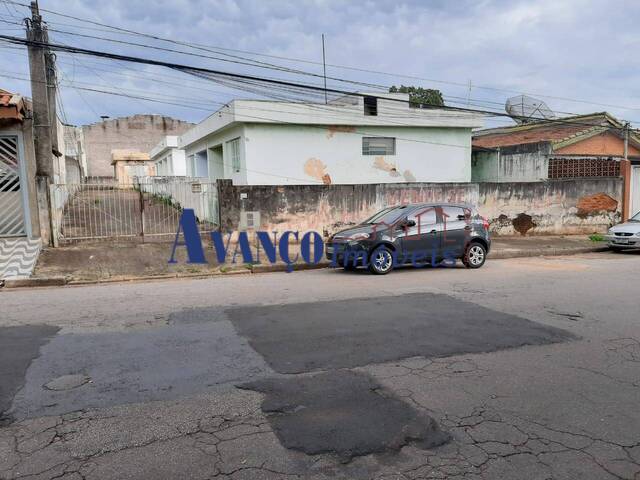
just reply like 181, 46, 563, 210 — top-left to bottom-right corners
228, 292, 574, 374
0, 325, 59, 422
240, 370, 450, 460
8, 318, 272, 420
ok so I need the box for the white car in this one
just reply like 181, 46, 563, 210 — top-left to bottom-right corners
606, 211, 640, 250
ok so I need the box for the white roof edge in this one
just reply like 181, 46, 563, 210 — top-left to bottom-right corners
149, 135, 181, 160
178, 99, 483, 149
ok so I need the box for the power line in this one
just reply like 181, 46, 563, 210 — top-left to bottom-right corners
4, 33, 635, 135
4, 0, 639, 115
0, 14, 629, 125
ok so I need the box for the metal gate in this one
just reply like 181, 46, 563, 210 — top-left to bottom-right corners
50, 178, 218, 242
0, 135, 27, 237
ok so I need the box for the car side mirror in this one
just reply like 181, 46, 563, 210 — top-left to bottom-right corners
457, 214, 467, 221
405, 219, 416, 227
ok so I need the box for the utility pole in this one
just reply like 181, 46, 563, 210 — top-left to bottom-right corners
26, 0, 57, 244
622, 122, 631, 221
26, 0, 54, 177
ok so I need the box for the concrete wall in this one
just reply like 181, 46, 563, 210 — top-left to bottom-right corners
479, 178, 622, 235
243, 123, 472, 185
217, 178, 622, 237
472, 142, 550, 182
83, 115, 192, 177
218, 181, 477, 236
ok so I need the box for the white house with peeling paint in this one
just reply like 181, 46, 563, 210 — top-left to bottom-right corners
174, 93, 483, 185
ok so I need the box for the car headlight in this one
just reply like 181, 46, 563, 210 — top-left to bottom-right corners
348, 232, 370, 241
636, 232, 640, 237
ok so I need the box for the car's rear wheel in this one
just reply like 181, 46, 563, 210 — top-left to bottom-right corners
368, 246, 394, 275
463, 242, 487, 269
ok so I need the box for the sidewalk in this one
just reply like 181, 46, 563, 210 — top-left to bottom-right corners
3, 235, 608, 287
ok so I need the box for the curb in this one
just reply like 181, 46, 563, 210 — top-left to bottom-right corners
0, 245, 609, 289
489, 245, 608, 259
2, 277, 68, 288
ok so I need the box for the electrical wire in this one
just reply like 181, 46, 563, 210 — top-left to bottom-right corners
3, 0, 640, 114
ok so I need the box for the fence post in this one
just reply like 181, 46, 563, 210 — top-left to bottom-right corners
139, 187, 145, 240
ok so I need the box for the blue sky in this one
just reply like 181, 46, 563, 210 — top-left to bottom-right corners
1, 0, 640, 127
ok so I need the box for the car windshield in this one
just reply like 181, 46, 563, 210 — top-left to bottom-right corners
363, 206, 410, 225
630, 212, 640, 222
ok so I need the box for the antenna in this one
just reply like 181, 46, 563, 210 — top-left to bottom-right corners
505, 94, 556, 124
321, 34, 327, 105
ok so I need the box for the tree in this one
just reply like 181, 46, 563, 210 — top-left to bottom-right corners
389, 85, 444, 108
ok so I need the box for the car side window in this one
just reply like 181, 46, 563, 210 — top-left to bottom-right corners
408, 207, 437, 228
441, 206, 470, 227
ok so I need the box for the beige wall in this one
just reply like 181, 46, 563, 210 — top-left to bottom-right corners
83, 115, 193, 177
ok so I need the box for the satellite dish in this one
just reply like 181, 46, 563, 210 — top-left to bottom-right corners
505, 95, 555, 124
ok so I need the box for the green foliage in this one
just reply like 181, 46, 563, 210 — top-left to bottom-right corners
389, 85, 445, 108
589, 234, 605, 242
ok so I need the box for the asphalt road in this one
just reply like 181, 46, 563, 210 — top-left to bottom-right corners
1, 251, 640, 479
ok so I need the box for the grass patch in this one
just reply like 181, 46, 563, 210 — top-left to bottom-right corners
589, 234, 605, 242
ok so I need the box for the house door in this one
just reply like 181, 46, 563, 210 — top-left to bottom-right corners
631, 165, 640, 218
208, 145, 224, 181
0, 134, 28, 237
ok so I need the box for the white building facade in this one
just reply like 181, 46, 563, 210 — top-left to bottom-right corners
149, 135, 187, 176
175, 93, 483, 185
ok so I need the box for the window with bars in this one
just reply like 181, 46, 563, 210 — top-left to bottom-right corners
362, 137, 396, 155
548, 158, 620, 178
227, 138, 241, 173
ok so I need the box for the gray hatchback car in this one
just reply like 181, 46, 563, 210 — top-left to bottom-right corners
326, 203, 491, 274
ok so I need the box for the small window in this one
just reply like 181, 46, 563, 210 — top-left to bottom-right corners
227, 138, 241, 173
364, 96, 378, 116
362, 137, 396, 155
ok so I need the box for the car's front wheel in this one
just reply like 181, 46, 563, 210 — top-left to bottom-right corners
463, 242, 487, 269
368, 246, 394, 275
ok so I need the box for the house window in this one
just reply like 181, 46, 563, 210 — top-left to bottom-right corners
362, 137, 396, 155
364, 96, 378, 116
227, 137, 241, 173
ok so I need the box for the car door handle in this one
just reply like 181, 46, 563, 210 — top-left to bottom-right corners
430, 229, 437, 234
464, 225, 472, 231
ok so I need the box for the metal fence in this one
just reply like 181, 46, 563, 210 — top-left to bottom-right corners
50, 177, 218, 243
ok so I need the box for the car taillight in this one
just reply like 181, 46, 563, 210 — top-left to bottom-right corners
481, 216, 490, 230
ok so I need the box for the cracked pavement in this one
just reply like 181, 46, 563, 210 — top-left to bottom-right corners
1, 251, 640, 479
